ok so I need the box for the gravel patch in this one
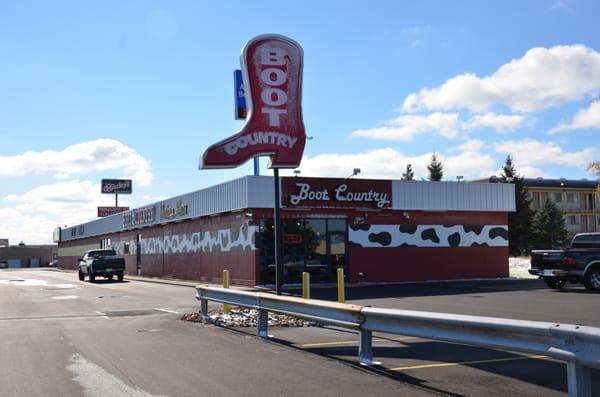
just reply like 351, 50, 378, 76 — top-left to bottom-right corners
182, 307, 318, 327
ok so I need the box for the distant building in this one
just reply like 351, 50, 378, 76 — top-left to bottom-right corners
476, 177, 599, 235
0, 244, 57, 268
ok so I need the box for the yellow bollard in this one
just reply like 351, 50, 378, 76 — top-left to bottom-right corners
302, 272, 310, 299
223, 269, 230, 313
337, 268, 345, 303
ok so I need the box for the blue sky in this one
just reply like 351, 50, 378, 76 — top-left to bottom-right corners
1, 0, 599, 243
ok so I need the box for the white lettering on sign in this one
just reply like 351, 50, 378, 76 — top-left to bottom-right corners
289, 183, 391, 208
290, 183, 330, 204
224, 132, 298, 155
335, 184, 390, 208
259, 46, 288, 127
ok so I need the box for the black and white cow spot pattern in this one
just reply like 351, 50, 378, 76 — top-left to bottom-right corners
368, 232, 392, 246
112, 225, 257, 255
349, 224, 508, 248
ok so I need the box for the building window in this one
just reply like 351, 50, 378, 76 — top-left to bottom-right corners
567, 215, 579, 225
566, 193, 575, 203
531, 192, 540, 209
257, 218, 347, 285
553, 192, 563, 203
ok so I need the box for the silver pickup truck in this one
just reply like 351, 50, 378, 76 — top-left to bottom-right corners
78, 249, 126, 282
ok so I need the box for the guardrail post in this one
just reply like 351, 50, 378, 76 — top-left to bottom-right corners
257, 309, 269, 338
337, 268, 345, 303
566, 362, 592, 397
358, 329, 376, 366
223, 270, 230, 313
302, 272, 310, 299
200, 298, 209, 321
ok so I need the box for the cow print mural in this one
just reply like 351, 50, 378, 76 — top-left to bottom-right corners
349, 224, 508, 248
112, 225, 258, 255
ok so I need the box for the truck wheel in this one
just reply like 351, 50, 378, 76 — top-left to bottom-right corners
544, 278, 566, 290
78, 269, 85, 281
117, 272, 124, 282
584, 267, 600, 292
89, 272, 95, 283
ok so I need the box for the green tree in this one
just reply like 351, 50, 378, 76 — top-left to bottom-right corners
588, 161, 600, 177
427, 153, 443, 181
501, 155, 535, 255
533, 199, 569, 249
402, 163, 414, 180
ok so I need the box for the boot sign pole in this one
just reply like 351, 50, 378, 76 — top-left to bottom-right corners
200, 34, 306, 295
200, 34, 306, 169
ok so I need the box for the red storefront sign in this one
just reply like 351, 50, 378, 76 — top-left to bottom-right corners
282, 177, 392, 209
200, 34, 306, 169
283, 234, 302, 244
97, 206, 129, 217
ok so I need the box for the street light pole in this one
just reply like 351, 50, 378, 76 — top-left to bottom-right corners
273, 168, 284, 295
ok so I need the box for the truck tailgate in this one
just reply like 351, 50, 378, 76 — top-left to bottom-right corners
530, 250, 565, 268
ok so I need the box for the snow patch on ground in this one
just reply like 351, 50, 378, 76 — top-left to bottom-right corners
66, 353, 163, 397
509, 257, 536, 279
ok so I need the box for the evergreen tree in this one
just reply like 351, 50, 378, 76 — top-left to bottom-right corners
402, 163, 414, 180
501, 155, 535, 255
427, 153, 443, 181
533, 199, 569, 249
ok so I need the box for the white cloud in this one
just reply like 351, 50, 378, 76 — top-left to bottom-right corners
283, 142, 497, 181
549, 101, 600, 134
444, 140, 497, 179
0, 179, 127, 244
0, 139, 153, 186
494, 138, 597, 169
402, 45, 600, 113
351, 112, 461, 141
463, 112, 526, 133
351, 111, 527, 142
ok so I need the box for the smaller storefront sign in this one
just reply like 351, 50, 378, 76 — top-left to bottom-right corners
282, 177, 392, 209
101, 179, 132, 194
234, 69, 247, 120
123, 206, 155, 228
160, 200, 189, 221
283, 234, 302, 244
98, 206, 130, 217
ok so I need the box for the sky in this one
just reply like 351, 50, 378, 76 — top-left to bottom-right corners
1, 0, 599, 244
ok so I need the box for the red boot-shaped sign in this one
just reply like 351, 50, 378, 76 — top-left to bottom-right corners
200, 34, 306, 169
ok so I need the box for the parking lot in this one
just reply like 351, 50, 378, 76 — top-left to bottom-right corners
1, 269, 598, 396
266, 279, 600, 396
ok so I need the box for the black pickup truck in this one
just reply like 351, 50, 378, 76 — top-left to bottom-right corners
78, 249, 126, 282
529, 233, 600, 291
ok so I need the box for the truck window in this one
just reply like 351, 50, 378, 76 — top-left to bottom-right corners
571, 234, 600, 249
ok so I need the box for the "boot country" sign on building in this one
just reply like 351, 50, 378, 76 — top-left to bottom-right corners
282, 177, 392, 209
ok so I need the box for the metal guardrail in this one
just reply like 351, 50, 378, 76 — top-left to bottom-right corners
196, 286, 599, 397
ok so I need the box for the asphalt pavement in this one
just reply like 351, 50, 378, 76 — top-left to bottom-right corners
2, 269, 599, 396
0, 269, 427, 397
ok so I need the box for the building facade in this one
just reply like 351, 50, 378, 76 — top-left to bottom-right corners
481, 177, 599, 235
523, 178, 599, 235
55, 176, 515, 286
0, 245, 57, 268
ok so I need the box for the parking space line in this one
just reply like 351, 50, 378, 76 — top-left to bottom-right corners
390, 354, 547, 371
302, 336, 417, 348
154, 308, 179, 314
